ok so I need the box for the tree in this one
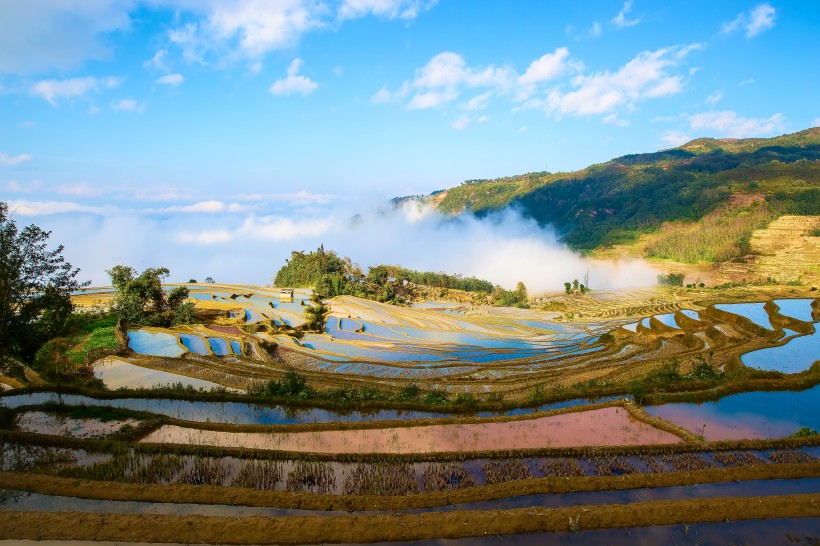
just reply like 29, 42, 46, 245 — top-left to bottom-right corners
572, 279, 579, 291
0, 201, 86, 362
515, 281, 528, 304
564, 282, 572, 294
303, 292, 329, 332
188, 278, 197, 283
107, 266, 194, 327
204, 277, 215, 283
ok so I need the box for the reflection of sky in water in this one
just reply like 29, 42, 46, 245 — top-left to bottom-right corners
229, 340, 242, 354
622, 322, 638, 332
741, 328, 820, 373
773, 299, 815, 323
207, 337, 231, 356
0, 393, 623, 424
653, 313, 680, 328
94, 359, 225, 390
714, 302, 773, 329
127, 330, 184, 358
179, 334, 209, 355
679, 309, 700, 321
645, 385, 819, 441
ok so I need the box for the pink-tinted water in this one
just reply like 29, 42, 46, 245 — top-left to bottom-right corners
140, 407, 681, 453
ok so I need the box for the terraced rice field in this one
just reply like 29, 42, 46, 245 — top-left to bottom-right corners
3, 285, 818, 543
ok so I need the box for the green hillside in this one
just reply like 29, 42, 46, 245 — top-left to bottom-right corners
432, 127, 820, 255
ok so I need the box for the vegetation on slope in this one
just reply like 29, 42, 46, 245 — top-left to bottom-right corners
273, 245, 525, 305
431, 128, 820, 258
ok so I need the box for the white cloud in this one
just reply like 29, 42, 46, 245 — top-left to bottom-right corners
518, 126, 527, 133
111, 98, 145, 112
143, 49, 171, 73
162, 200, 248, 214
611, 1, 639, 29
2, 180, 42, 193
0, 1, 131, 74
407, 89, 457, 110
517, 48, 571, 86
460, 91, 493, 111
540, 45, 698, 117
236, 191, 335, 205
746, 4, 777, 37
688, 110, 785, 138
56, 183, 102, 197
338, 0, 435, 20
31, 76, 121, 106
602, 113, 629, 127
269, 58, 318, 96
177, 214, 332, 244
156, 73, 184, 86
385, 50, 570, 111
721, 3, 776, 38
332, 66, 344, 76
813, 118, 820, 127
6, 200, 104, 216
371, 85, 393, 103
451, 114, 471, 131
589, 22, 602, 38
705, 91, 723, 105
0, 153, 33, 166
659, 131, 691, 148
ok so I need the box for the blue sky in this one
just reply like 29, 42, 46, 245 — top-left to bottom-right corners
1, 1, 819, 288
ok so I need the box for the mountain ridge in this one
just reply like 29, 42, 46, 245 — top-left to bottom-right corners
416, 127, 820, 256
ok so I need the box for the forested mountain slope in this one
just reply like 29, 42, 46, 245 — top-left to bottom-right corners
428, 128, 820, 257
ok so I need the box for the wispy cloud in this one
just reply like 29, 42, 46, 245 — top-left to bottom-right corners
705, 91, 723, 105
611, 1, 640, 29
0, 152, 33, 166
721, 3, 776, 38
338, 0, 436, 21
659, 130, 691, 148
156, 73, 184, 86
56, 183, 102, 197
269, 58, 318, 96
526, 44, 701, 118
688, 110, 785, 138
6, 200, 105, 216
111, 98, 145, 113
31, 76, 121, 106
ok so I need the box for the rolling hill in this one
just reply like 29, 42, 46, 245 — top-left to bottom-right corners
423, 127, 820, 262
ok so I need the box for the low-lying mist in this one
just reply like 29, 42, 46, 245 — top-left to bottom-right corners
33, 198, 659, 293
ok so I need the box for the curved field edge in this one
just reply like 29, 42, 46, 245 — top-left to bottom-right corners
1, 463, 817, 512
4, 365, 819, 414
2, 427, 817, 462
1, 494, 818, 544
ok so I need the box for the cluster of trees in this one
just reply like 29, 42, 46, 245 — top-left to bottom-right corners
491, 282, 528, 307
657, 273, 685, 286
273, 246, 507, 305
0, 202, 85, 363
563, 279, 588, 294
107, 266, 195, 327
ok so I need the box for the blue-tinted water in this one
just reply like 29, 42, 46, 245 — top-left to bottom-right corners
229, 340, 242, 354
773, 299, 815, 322
127, 330, 184, 358
741, 327, 820, 373
207, 337, 231, 356
714, 302, 773, 329
0, 392, 623, 425
645, 385, 820, 440
178, 334, 210, 355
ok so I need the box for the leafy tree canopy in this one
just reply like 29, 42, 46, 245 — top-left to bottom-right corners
107, 265, 194, 327
0, 201, 86, 361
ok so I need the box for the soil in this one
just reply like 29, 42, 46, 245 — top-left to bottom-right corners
0, 494, 817, 543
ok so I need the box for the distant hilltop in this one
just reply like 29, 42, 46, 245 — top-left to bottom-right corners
402, 127, 819, 267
